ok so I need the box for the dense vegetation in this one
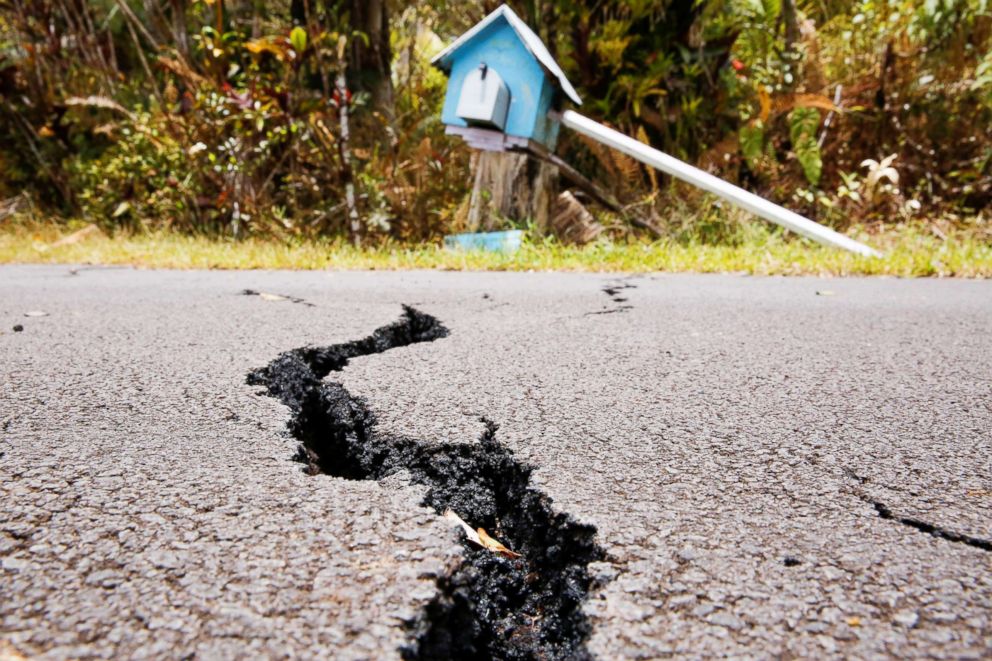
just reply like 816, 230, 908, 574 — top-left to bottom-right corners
0, 0, 989, 244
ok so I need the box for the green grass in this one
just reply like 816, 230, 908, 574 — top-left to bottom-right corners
1, 221, 990, 276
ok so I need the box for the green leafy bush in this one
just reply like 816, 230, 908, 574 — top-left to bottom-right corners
0, 0, 988, 241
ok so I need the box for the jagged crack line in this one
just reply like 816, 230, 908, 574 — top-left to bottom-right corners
590, 283, 637, 316
866, 498, 992, 552
248, 306, 606, 660
242, 288, 316, 307
601, 283, 636, 302
584, 306, 633, 317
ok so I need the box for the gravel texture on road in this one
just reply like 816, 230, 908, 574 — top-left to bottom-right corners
1, 265, 990, 659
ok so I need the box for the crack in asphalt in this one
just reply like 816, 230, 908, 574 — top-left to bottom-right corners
586, 282, 637, 317
242, 289, 316, 307
248, 306, 606, 660
584, 306, 633, 316
861, 496, 992, 552
840, 468, 991, 552
601, 284, 635, 303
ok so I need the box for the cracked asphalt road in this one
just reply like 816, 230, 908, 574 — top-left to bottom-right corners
2, 264, 990, 659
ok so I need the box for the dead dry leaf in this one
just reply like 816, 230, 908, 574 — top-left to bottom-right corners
477, 527, 522, 559
443, 510, 521, 558
156, 56, 212, 89
758, 88, 771, 122
552, 191, 603, 245
65, 95, 134, 119
846, 616, 862, 627
443, 509, 482, 546
50, 224, 104, 248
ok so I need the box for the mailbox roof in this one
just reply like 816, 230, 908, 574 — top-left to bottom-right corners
431, 4, 582, 106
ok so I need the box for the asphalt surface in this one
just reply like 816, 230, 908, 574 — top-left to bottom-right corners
1, 264, 990, 659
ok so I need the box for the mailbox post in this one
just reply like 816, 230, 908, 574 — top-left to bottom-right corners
432, 4, 881, 257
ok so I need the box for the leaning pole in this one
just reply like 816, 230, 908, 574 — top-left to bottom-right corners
557, 110, 882, 258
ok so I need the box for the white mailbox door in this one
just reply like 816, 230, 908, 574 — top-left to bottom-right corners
456, 64, 510, 131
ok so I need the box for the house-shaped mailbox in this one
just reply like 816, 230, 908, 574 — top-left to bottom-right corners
431, 7, 883, 258
431, 4, 581, 153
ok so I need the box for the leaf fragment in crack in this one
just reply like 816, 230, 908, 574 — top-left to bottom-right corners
444, 509, 483, 546
443, 509, 521, 559
477, 527, 522, 559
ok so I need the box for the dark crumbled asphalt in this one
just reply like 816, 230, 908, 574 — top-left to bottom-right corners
1, 265, 990, 658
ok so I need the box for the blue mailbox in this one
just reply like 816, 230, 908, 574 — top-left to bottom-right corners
431, 4, 581, 153
431, 5, 882, 257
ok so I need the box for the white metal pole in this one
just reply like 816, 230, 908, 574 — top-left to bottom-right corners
558, 110, 882, 257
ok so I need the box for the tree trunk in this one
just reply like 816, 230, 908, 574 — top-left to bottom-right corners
781, 0, 801, 62
347, 0, 393, 119
464, 152, 557, 234
290, 0, 305, 26
337, 67, 361, 247
171, 0, 189, 58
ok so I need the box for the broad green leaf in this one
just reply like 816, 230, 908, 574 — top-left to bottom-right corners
740, 123, 765, 168
789, 108, 822, 185
795, 136, 822, 186
788, 107, 820, 146
290, 27, 307, 54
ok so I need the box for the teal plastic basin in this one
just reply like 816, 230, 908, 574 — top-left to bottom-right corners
443, 230, 524, 253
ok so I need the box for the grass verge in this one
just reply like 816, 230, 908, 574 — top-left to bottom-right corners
0, 221, 990, 276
